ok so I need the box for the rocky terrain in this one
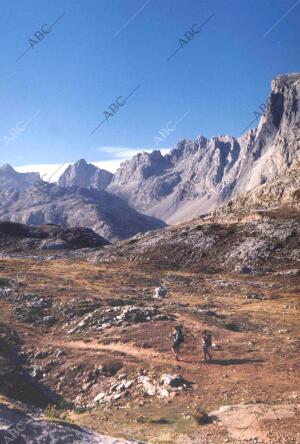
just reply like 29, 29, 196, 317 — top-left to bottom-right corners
0, 402, 143, 443
82, 214, 299, 274
1, 245, 299, 433
218, 161, 300, 218
0, 170, 299, 442
0, 179, 165, 242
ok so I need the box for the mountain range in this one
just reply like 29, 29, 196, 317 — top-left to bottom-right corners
107, 73, 300, 223
0, 72, 299, 240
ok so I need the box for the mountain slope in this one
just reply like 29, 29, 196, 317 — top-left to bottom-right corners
107, 73, 300, 223
218, 160, 300, 218
0, 182, 165, 241
86, 163, 300, 273
89, 215, 300, 274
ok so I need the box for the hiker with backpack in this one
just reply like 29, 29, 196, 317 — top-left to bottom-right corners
171, 325, 184, 361
202, 330, 213, 362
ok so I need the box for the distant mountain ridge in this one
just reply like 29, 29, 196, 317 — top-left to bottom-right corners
0, 163, 40, 190
0, 177, 165, 241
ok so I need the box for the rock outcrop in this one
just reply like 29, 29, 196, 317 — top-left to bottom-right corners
211, 403, 300, 442
0, 403, 143, 444
0, 221, 109, 251
219, 160, 300, 217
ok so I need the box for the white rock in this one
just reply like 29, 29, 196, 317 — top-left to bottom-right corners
153, 286, 167, 298
124, 380, 134, 389
94, 392, 106, 402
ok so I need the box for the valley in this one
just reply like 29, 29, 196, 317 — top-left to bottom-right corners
0, 208, 299, 443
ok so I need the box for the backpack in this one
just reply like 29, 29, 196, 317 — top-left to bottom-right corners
175, 329, 184, 343
205, 334, 212, 347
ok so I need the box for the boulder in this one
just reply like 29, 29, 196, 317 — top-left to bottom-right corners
153, 286, 167, 298
0, 402, 145, 443
34, 350, 51, 360
94, 392, 106, 403
160, 374, 185, 388
139, 376, 157, 396
39, 240, 68, 250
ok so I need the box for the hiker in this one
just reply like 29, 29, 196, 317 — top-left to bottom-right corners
202, 330, 212, 362
171, 325, 184, 361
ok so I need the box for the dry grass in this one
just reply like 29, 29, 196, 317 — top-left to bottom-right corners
0, 256, 299, 443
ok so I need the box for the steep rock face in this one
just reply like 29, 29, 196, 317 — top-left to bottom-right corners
0, 164, 40, 190
58, 159, 113, 190
107, 73, 300, 224
0, 183, 165, 241
235, 73, 300, 193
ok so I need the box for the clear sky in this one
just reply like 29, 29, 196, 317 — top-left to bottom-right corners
0, 0, 299, 178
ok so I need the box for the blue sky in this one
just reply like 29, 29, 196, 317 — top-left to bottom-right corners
0, 0, 299, 178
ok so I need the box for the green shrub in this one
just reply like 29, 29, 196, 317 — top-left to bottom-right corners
44, 405, 69, 420
101, 360, 123, 376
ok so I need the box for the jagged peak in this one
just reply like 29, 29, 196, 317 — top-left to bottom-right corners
75, 158, 89, 166
272, 72, 300, 90
58, 159, 112, 190
0, 163, 15, 173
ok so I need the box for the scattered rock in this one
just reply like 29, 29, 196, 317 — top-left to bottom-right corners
55, 350, 66, 358
34, 350, 51, 360
66, 305, 172, 335
153, 286, 167, 298
94, 393, 106, 403
160, 374, 186, 388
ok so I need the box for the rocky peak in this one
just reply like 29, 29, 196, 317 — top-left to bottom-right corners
0, 163, 15, 173
58, 159, 113, 190
167, 139, 200, 163
236, 72, 300, 193
0, 164, 40, 190
272, 72, 300, 91
112, 149, 170, 184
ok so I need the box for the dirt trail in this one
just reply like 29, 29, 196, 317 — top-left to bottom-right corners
50, 339, 199, 370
